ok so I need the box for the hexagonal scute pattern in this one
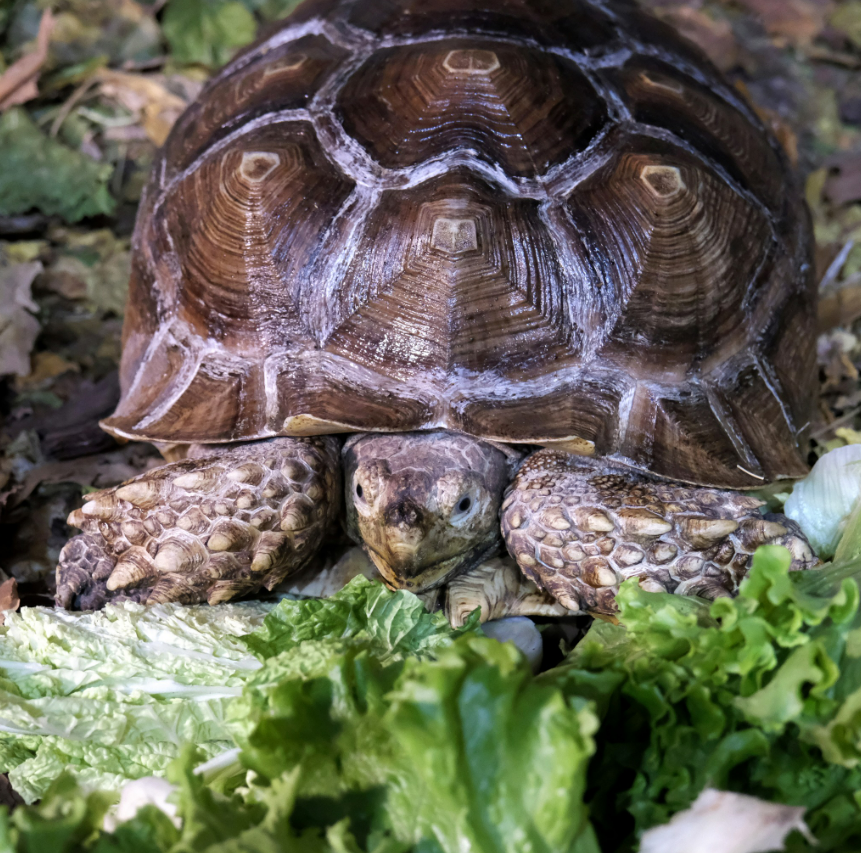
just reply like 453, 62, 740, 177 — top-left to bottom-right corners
336, 41, 607, 176
104, 0, 815, 490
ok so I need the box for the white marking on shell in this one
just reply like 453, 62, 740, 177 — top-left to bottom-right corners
263, 53, 307, 76
640, 164, 686, 198
239, 151, 281, 182
430, 216, 479, 256
442, 49, 501, 76
639, 71, 684, 95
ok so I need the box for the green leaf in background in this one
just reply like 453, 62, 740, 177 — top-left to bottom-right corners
830, 1, 861, 51
0, 109, 115, 223
236, 0, 307, 22
162, 0, 257, 68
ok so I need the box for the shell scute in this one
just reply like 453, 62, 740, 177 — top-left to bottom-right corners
602, 58, 786, 214
164, 35, 348, 176
103, 0, 816, 489
563, 140, 772, 370
336, 40, 607, 177
162, 122, 354, 351
320, 169, 573, 376
344, 0, 620, 53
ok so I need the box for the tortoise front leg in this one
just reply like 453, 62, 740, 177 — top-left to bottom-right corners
501, 450, 817, 616
56, 436, 341, 610
444, 557, 573, 627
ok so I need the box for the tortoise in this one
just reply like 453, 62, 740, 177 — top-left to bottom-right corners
56, 0, 819, 620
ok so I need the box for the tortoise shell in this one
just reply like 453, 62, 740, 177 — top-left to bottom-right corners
102, 0, 816, 489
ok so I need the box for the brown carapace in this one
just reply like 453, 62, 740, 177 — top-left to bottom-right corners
56, 0, 819, 617
103, 0, 815, 491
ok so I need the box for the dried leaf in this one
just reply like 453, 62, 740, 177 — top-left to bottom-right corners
0, 260, 41, 377
830, 1, 861, 50
655, 8, 738, 72
818, 284, 861, 332
97, 69, 187, 146
0, 577, 20, 614
640, 789, 813, 853
735, 0, 832, 45
0, 9, 53, 111
9, 444, 161, 508
825, 151, 861, 206
48, 0, 162, 68
0, 576, 21, 627
47, 229, 131, 315
14, 352, 80, 392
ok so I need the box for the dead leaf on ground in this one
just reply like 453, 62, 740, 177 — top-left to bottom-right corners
825, 151, 861, 206
42, 228, 132, 315
97, 69, 187, 146
830, 1, 861, 50
9, 443, 161, 508
0, 261, 43, 377
656, 7, 739, 71
14, 352, 81, 392
0, 10, 54, 111
735, 0, 833, 45
819, 284, 861, 332
0, 578, 20, 626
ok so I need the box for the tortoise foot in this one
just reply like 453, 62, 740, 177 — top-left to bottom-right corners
55, 436, 341, 609
444, 556, 573, 627
501, 451, 817, 616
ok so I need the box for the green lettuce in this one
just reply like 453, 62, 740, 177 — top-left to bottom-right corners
4, 555, 861, 852
548, 546, 861, 852
0, 578, 476, 804
0, 600, 271, 801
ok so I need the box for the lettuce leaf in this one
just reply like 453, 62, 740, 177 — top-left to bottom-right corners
243, 576, 478, 662
0, 578, 476, 805
0, 601, 272, 802
4, 555, 861, 852
549, 546, 861, 852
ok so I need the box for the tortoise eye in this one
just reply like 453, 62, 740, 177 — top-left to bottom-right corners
456, 496, 472, 514
356, 483, 364, 500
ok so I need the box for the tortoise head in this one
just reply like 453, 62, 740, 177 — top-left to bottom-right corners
343, 432, 512, 591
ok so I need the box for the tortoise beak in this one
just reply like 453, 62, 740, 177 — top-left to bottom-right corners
376, 496, 434, 579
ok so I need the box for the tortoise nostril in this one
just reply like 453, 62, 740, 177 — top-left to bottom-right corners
384, 499, 424, 529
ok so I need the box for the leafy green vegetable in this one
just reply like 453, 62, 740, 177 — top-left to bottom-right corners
243, 575, 478, 662
4, 558, 861, 852
0, 578, 474, 803
784, 445, 861, 558
0, 600, 272, 802
0, 109, 115, 223
162, 0, 257, 67
548, 546, 861, 852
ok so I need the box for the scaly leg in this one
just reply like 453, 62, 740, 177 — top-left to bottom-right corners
444, 557, 573, 627
501, 450, 817, 616
56, 437, 341, 610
